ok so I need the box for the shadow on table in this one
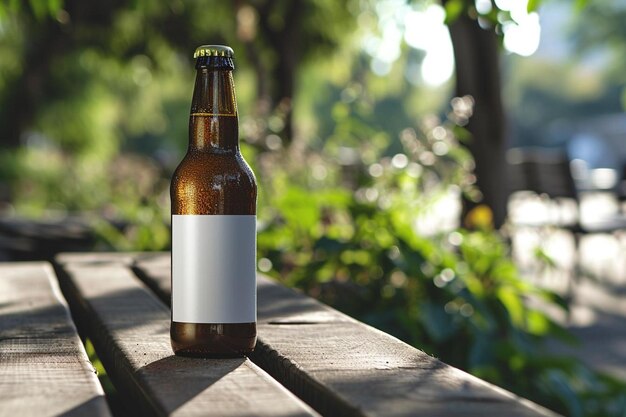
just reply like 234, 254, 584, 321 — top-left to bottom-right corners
136, 356, 247, 415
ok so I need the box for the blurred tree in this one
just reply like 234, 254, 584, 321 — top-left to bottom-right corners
442, 0, 507, 227
437, 0, 590, 228
0, 0, 355, 151
233, 0, 356, 144
569, 0, 626, 107
1, 0, 595, 230
0, 0, 127, 149
505, 57, 623, 147
0, 0, 232, 151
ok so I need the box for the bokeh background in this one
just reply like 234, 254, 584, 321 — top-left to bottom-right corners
1, 1, 626, 416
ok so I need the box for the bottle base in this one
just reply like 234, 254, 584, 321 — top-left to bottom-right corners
171, 321, 256, 358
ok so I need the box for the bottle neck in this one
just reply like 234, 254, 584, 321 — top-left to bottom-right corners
189, 59, 238, 152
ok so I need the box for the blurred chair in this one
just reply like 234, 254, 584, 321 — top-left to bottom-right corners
567, 133, 622, 192
506, 147, 626, 234
505, 147, 626, 304
619, 164, 626, 213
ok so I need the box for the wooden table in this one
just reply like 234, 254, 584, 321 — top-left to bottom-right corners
0, 252, 561, 417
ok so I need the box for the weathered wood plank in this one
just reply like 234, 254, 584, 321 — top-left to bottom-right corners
55, 251, 138, 266
0, 217, 95, 261
0, 262, 111, 417
131, 253, 560, 417
56, 260, 318, 417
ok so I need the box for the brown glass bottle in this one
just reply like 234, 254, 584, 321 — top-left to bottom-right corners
170, 45, 257, 357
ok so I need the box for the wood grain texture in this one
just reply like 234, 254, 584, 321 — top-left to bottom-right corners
56, 260, 318, 417
131, 253, 560, 417
0, 262, 110, 417
55, 252, 138, 266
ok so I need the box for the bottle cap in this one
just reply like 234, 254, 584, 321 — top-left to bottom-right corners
193, 45, 234, 59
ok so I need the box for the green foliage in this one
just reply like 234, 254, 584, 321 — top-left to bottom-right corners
85, 338, 113, 394
441, 0, 589, 42
0, 0, 62, 21
253, 98, 626, 416
443, 0, 465, 25
2, 148, 170, 251
571, 0, 626, 76
527, 0, 541, 13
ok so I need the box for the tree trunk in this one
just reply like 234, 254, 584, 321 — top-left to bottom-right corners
271, 0, 303, 145
252, 0, 303, 145
0, 19, 60, 150
0, 0, 128, 151
447, 14, 508, 228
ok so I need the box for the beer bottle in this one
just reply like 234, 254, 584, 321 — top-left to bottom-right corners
170, 45, 257, 357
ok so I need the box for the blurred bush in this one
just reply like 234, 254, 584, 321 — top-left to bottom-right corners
251, 97, 626, 417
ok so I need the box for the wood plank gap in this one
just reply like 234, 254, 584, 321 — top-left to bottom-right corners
55, 258, 318, 417
0, 262, 111, 417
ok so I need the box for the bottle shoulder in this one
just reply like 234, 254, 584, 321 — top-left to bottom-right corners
174, 150, 246, 169
171, 151, 257, 215
171, 151, 256, 190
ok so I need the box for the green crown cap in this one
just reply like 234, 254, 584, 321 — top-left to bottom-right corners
193, 45, 234, 59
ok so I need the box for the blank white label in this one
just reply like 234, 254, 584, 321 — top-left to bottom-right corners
172, 215, 256, 323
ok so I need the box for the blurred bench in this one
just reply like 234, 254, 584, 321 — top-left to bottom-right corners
506, 148, 626, 304
0, 253, 560, 416
0, 216, 95, 261
506, 147, 626, 234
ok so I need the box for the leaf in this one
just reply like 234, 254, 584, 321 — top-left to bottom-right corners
574, 0, 588, 12
526, 310, 549, 335
28, 0, 48, 20
538, 289, 570, 313
276, 187, 321, 232
533, 246, 556, 268
9, 0, 21, 13
48, 0, 63, 16
527, 0, 540, 13
452, 125, 472, 142
444, 0, 465, 25
497, 287, 524, 327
